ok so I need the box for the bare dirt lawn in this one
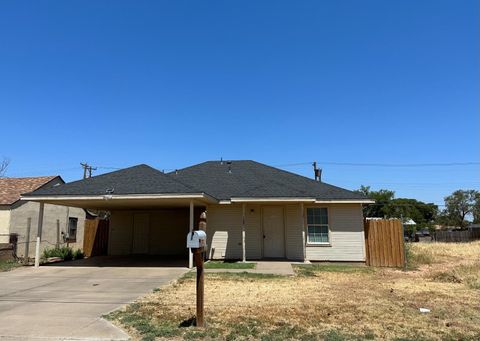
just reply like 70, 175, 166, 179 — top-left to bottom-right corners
107, 242, 480, 341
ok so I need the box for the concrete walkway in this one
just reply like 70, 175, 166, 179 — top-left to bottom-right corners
205, 261, 295, 276
0, 257, 188, 341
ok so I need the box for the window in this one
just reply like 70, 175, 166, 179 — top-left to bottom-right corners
306, 208, 329, 244
68, 217, 78, 242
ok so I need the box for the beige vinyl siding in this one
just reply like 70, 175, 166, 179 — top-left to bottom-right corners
109, 211, 134, 255
285, 204, 304, 261
109, 209, 189, 256
244, 204, 262, 259
207, 204, 243, 259
149, 210, 188, 256
306, 204, 365, 262
207, 203, 304, 261
108, 203, 365, 262
0, 208, 11, 243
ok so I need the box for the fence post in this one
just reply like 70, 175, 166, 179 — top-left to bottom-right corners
402, 222, 407, 271
56, 219, 60, 248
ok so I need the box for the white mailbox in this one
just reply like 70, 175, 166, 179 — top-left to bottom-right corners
187, 230, 207, 249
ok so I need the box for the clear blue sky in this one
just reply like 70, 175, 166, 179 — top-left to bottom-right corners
0, 1, 478, 206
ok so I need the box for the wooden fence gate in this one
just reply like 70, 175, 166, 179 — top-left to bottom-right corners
83, 219, 109, 257
364, 219, 405, 267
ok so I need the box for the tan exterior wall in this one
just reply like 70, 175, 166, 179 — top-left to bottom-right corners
9, 201, 85, 258
106, 203, 365, 262
108, 209, 189, 256
206, 204, 243, 259
0, 207, 11, 243
305, 204, 365, 262
206, 203, 305, 261
206, 203, 365, 262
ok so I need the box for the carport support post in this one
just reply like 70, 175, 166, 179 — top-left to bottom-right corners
189, 200, 194, 269
242, 203, 246, 262
34, 203, 45, 268
301, 203, 306, 262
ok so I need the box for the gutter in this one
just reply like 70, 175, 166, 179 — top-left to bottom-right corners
20, 192, 219, 203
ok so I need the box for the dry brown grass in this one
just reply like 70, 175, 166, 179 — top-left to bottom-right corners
109, 242, 480, 341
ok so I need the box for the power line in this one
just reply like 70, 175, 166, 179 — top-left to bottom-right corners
96, 166, 123, 170
275, 161, 480, 168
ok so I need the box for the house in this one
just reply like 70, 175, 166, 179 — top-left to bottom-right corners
0, 176, 86, 258
22, 161, 373, 266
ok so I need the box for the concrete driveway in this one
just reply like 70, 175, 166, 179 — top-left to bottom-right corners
0, 257, 189, 341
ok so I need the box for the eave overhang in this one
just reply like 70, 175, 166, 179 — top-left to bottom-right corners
20, 193, 218, 209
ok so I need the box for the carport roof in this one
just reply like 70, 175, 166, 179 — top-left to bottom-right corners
23, 161, 371, 203
24, 164, 200, 197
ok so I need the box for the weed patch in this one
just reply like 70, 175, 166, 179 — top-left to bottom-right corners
431, 262, 480, 289
294, 264, 372, 276
0, 259, 22, 272
406, 243, 434, 269
205, 261, 256, 269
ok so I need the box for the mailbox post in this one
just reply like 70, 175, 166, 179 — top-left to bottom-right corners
186, 212, 207, 327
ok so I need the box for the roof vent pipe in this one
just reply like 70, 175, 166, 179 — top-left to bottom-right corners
227, 161, 232, 174
220, 157, 223, 165
313, 161, 321, 182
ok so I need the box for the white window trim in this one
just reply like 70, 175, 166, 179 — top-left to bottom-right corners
305, 206, 331, 246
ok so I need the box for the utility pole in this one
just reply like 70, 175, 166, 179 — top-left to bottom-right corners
80, 163, 97, 179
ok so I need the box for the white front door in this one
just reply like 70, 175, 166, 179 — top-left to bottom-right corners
262, 206, 285, 258
132, 213, 149, 254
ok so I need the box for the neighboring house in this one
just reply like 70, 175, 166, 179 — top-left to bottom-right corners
23, 161, 373, 264
0, 176, 85, 258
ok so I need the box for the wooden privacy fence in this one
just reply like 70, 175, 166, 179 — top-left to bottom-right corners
434, 229, 480, 243
364, 219, 405, 268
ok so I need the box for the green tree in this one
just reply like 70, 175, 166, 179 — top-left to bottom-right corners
441, 190, 479, 227
356, 186, 439, 232
355, 185, 395, 218
389, 198, 438, 228
473, 191, 480, 224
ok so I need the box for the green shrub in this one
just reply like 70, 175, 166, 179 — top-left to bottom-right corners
43, 246, 73, 261
73, 249, 84, 260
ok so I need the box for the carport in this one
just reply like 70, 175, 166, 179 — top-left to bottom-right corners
21, 165, 216, 268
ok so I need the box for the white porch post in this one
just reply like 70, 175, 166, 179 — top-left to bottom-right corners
189, 200, 194, 268
242, 203, 246, 262
34, 202, 45, 268
301, 203, 306, 262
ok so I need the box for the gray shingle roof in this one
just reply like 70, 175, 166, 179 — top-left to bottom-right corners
24, 161, 367, 201
170, 160, 367, 200
26, 164, 199, 196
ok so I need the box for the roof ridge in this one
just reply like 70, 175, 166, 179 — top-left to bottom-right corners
244, 160, 364, 196
1, 175, 57, 180
49, 164, 155, 186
